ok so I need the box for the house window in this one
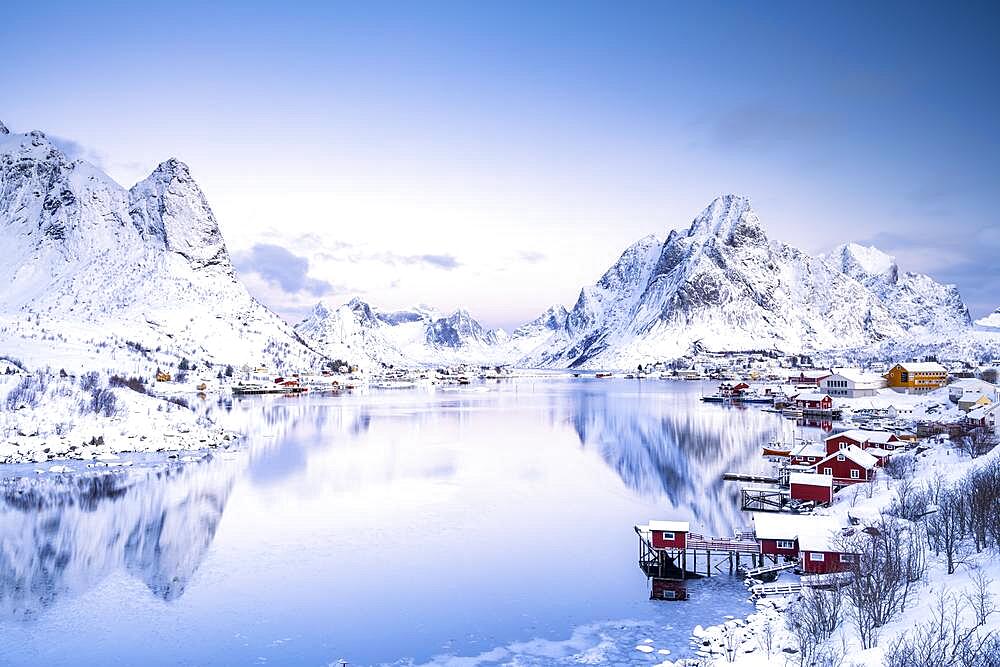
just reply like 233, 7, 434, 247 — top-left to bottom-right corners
661, 531, 675, 541
839, 443, 848, 450
837, 454, 845, 461
664, 590, 677, 599
809, 552, 825, 562
851, 470, 860, 479
824, 467, 833, 476
777, 540, 795, 550
839, 554, 854, 563
900, 371, 909, 383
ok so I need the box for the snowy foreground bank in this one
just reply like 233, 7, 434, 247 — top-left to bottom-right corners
0, 372, 237, 466
651, 440, 1000, 667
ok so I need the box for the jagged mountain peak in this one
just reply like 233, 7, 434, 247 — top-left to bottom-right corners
0, 120, 9, 135
129, 159, 231, 272
830, 242, 898, 285
686, 194, 764, 246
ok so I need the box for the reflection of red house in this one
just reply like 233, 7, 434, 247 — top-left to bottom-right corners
650, 578, 688, 601
795, 393, 833, 411
813, 445, 878, 485
824, 429, 901, 456
649, 520, 689, 549
789, 472, 834, 505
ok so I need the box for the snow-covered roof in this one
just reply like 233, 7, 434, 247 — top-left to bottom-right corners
827, 368, 885, 385
789, 472, 834, 487
894, 361, 946, 373
787, 370, 831, 379
647, 520, 689, 533
796, 392, 832, 402
818, 444, 878, 469
825, 429, 897, 444
798, 529, 851, 553
791, 442, 827, 458
966, 402, 1000, 420
751, 513, 840, 541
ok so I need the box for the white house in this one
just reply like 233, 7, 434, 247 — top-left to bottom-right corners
820, 368, 886, 398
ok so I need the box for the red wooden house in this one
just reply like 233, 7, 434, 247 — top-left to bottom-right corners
795, 392, 834, 411
648, 520, 689, 549
824, 429, 901, 457
798, 531, 858, 574
789, 442, 827, 467
813, 445, 879, 485
786, 370, 832, 385
751, 513, 839, 560
789, 472, 834, 505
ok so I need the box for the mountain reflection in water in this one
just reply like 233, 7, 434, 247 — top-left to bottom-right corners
0, 379, 814, 666
0, 462, 233, 619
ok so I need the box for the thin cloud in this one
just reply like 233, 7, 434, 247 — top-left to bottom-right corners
49, 135, 107, 169
233, 243, 334, 296
519, 251, 546, 263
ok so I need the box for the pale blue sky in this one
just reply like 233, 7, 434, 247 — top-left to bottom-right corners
2, 1, 997, 329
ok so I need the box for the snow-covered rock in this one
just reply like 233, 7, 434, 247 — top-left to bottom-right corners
295, 298, 509, 367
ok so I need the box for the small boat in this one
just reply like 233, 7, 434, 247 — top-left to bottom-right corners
624, 373, 636, 379
595, 372, 613, 379
762, 446, 791, 457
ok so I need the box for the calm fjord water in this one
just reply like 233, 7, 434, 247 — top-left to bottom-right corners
0, 378, 819, 666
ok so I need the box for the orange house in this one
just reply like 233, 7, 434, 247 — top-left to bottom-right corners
885, 362, 947, 393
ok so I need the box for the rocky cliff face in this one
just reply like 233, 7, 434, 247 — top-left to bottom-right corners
0, 122, 316, 371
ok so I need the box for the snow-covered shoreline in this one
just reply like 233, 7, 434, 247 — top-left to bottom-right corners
0, 371, 240, 467
655, 432, 1000, 666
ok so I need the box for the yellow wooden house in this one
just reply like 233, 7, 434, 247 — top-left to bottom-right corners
885, 362, 948, 393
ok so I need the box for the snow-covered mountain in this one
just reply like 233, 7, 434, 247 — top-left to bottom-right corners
517, 195, 977, 369
0, 122, 318, 372
295, 298, 509, 367
828, 243, 970, 333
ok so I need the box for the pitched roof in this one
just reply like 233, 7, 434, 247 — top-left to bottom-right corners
825, 429, 897, 444
796, 392, 832, 402
817, 444, 878, 469
894, 361, 947, 373
752, 513, 842, 541
789, 472, 834, 487
647, 520, 689, 533
827, 368, 885, 385
791, 442, 827, 458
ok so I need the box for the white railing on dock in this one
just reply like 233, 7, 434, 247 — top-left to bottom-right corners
750, 582, 802, 597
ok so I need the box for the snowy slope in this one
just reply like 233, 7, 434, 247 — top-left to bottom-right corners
0, 123, 319, 373
295, 298, 510, 367
517, 195, 978, 369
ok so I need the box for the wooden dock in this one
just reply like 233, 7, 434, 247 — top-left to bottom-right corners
740, 485, 789, 512
723, 472, 780, 484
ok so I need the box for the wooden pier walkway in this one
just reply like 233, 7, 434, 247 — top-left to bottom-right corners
723, 472, 780, 484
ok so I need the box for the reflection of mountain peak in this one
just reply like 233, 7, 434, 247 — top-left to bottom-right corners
569, 390, 782, 535
0, 462, 234, 618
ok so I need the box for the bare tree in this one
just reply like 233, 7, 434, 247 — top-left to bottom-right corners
838, 518, 923, 649
964, 568, 997, 627
927, 489, 970, 574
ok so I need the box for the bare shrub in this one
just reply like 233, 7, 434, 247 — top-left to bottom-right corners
79, 371, 101, 392
883, 453, 917, 480
883, 591, 1000, 667
839, 518, 925, 649
109, 375, 147, 394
